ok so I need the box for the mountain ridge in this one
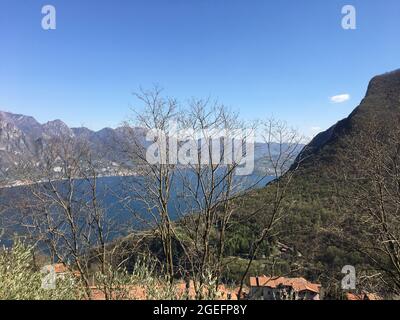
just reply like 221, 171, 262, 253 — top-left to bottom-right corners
293, 69, 400, 170
235, 68, 400, 294
0, 110, 137, 182
1, 110, 300, 185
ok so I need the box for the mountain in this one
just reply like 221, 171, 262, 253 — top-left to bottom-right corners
42, 119, 74, 138
295, 69, 400, 170
227, 69, 400, 296
0, 112, 39, 167
0, 111, 44, 140
0, 111, 135, 183
0, 111, 303, 186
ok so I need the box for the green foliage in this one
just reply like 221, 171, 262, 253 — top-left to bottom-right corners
92, 255, 199, 300
0, 240, 80, 300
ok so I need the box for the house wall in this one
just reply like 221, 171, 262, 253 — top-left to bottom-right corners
249, 286, 319, 300
249, 287, 264, 300
249, 287, 294, 300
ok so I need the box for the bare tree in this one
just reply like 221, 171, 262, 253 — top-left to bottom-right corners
118, 86, 179, 283
171, 99, 258, 298
334, 116, 400, 296
120, 89, 264, 298
120, 88, 305, 299
13, 135, 122, 299
237, 119, 305, 299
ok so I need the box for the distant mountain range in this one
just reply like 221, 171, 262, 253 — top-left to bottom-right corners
0, 111, 140, 183
0, 111, 304, 185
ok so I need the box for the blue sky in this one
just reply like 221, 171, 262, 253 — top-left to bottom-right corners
1, 0, 399, 136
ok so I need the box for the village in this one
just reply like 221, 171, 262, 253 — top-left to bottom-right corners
43, 263, 381, 301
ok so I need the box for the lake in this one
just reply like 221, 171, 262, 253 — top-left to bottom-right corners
0, 172, 273, 245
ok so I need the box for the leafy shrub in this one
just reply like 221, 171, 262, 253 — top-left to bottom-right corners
0, 240, 80, 300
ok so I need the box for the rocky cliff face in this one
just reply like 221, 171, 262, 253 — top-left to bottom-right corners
293, 69, 400, 170
0, 111, 134, 184
0, 112, 36, 169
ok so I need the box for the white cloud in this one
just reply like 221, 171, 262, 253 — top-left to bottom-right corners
330, 94, 350, 103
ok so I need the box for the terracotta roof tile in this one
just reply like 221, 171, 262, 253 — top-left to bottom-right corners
249, 276, 321, 294
87, 281, 241, 300
53, 263, 69, 273
345, 292, 382, 300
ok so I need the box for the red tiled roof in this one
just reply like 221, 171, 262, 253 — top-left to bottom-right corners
249, 276, 321, 294
53, 263, 69, 274
346, 292, 382, 300
89, 285, 147, 300
174, 281, 241, 300
88, 281, 243, 300
43, 263, 81, 277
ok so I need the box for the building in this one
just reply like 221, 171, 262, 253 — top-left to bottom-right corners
88, 281, 246, 300
42, 263, 81, 279
345, 292, 382, 300
249, 276, 321, 300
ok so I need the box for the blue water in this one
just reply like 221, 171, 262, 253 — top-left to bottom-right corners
0, 173, 273, 244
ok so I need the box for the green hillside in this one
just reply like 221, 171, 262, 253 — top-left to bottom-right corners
225, 69, 400, 298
